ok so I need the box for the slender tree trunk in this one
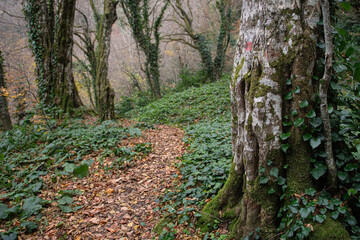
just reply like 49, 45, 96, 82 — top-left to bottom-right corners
198, 1, 347, 238
53, 0, 83, 112
95, 0, 118, 120
0, 51, 12, 131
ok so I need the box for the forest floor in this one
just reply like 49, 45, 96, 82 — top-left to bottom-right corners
23, 121, 190, 240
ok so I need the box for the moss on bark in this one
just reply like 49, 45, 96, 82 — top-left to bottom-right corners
197, 163, 243, 232
311, 217, 350, 240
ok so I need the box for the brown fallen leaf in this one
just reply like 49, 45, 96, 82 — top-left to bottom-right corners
90, 218, 100, 224
105, 188, 114, 194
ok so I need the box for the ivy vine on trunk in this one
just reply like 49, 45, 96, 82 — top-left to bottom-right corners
121, 0, 168, 99
24, 0, 83, 115
198, 0, 350, 239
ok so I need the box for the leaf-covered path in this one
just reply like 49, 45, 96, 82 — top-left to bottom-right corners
27, 123, 185, 240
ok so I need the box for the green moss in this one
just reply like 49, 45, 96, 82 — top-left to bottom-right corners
197, 163, 243, 232
265, 133, 275, 142
246, 115, 253, 131
257, 102, 265, 109
153, 216, 173, 234
232, 57, 245, 87
255, 84, 272, 98
311, 217, 350, 240
286, 137, 313, 193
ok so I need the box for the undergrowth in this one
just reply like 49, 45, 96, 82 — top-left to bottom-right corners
130, 77, 233, 238
128, 75, 231, 125
0, 118, 146, 239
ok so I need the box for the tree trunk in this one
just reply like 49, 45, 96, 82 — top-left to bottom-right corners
24, 0, 82, 115
53, 0, 83, 113
0, 51, 12, 131
198, 1, 348, 238
95, 0, 118, 120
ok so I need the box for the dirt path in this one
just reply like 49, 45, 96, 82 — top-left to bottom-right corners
26, 124, 185, 240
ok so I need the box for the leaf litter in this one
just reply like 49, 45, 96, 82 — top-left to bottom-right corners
21, 122, 186, 240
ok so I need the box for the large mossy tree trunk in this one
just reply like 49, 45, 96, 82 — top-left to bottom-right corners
24, 0, 82, 115
0, 51, 12, 131
94, 0, 118, 120
198, 0, 348, 238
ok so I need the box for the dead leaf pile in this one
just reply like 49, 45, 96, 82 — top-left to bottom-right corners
23, 123, 186, 240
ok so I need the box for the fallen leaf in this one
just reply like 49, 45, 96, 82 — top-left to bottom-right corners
90, 218, 100, 224
105, 188, 114, 194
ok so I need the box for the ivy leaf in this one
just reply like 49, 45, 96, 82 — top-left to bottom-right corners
310, 137, 321, 149
73, 163, 89, 179
282, 121, 293, 127
270, 168, 279, 178
314, 214, 326, 223
311, 166, 326, 180
285, 92, 293, 100
268, 188, 276, 194
299, 208, 311, 219
340, 2, 352, 10
281, 144, 290, 153
354, 68, 360, 81
59, 205, 74, 213
344, 163, 358, 172
346, 215, 357, 226
303, 133, 312, 141
331, 211, 340, 220
334, 63, 347, 73
57, 196, 74, 205
305, 188, 316, 196
286, 78, 292, 85
259, 176, 269, 184
277, 176, 286, 186
0, 233, 17, 240
306, 110, 316, 118
20, 221, 38, 233
22, 197, 42, 217
259, 166, 265, 174
0, 204, 9, 220
328, 105, 334, 114
280, 132, 291, 140
309, 118, 322, 128
294, 86, 300, 94
345, 47, 355, 57
291, 109, 298, 116
294, 118, 304, 127
299, 100, 309, 108
338, 171, 349, 181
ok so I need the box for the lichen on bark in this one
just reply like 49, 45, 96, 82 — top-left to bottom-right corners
198, 0, 349, 238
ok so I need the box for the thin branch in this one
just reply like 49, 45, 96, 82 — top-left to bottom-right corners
320, 0, 337, 188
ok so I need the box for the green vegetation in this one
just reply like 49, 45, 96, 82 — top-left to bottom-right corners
129, 75, 231, 124
0, 117, 148, 238
128, 76, 233, 238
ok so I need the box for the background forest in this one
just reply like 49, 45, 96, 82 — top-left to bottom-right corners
0, 0, 359, 239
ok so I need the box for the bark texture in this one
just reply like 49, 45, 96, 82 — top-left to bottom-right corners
24, 0, 82, 114
95, 0, 118, 120
0, 51, 12, 131
198, 0, 346, 238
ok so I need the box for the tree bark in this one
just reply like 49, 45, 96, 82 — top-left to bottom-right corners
198, 0, 348, 238
0, 51, 12, 131
95, 0, 118, 120
24, 0, 83, 115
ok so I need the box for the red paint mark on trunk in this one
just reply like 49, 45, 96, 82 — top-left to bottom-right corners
245, 42, 252, 51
